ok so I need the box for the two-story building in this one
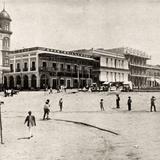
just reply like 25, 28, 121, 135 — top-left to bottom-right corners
146, 65, 160, 87
73, 48, 129, 85
92, 49, 129, 84
107, 47, 151, 88
4, 47, 98, 89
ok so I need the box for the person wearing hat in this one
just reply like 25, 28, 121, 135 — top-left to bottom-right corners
24, 111, 36, 139
43, 99, 51, 120
150, 96, 156, 112
127, 96, 132, 111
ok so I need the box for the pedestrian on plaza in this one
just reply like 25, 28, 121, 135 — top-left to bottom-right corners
116, 94, 120, 108
100, 99, 105, 111
24, 111, 36, 139
57, 85, 60, 93
127, 96, 132, 111
43, 99, 51, 120
49, 87, 53, 94
59, 98, 63, 112
150, 96, 156, 112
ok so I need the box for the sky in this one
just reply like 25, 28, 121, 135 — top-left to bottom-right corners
3, 0, 160, 64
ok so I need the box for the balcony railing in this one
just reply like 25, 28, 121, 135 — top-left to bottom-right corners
23, 68, 28, 71
39, 66, 91, 78
16, 68, 21, 72
130, 63, 150, 68
30, 67, 36, 71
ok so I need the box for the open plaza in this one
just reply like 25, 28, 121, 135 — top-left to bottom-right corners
0, 90, 160, 160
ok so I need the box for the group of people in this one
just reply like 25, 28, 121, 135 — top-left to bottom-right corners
100, 94, 157, 112
24, 98, 63, 139
43, 98, 63, 120
24, 94, 157, 139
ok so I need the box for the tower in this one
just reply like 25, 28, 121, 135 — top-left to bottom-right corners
0, 7, 12, 90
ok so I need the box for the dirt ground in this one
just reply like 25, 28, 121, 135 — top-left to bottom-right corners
0, 90, 160, 160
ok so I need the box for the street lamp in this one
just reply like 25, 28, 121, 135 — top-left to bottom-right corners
0, 101, 4, 144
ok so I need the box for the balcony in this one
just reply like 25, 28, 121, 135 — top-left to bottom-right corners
30, 67, 36, 71
16, 68, 21, 72
23, 68, 28, 72
39, 67, 57, 72
130, 73, 149, 78
129, 63, 150, 68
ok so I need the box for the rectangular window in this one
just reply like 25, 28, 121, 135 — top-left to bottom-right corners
24, 62, 28, 68
122, 60, 124, 68
74, 65, 77, 72
31, 61, 36, 70
60, 64, 64, 70
52, 63, 57, 70
106, 58, 108, 66
42, 62, 47, 67
16, 63, 20, 72
17, 63, 20, 69
67, 65, 71, 71
10, 64, 13, 72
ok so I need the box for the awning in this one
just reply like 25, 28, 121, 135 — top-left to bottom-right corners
155, 79, 160, 84
103, 81, 110, 85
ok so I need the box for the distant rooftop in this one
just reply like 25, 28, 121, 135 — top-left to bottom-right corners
106, 47, 151, 59
10, 47, 94, 59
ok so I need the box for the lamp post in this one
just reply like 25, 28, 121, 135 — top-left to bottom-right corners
0, 101, 4, 144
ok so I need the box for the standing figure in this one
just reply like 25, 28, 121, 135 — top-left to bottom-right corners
116, 94, 120, 108
49, 87, 53, 94
59, 98, 63, 112
100, 99, 105, 111
24, 111, 36, 139
43, 99, 50, 120
127, 96, 132, 111
150, 96, 156, 112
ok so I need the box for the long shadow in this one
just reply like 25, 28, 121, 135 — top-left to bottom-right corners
54, 118, 119, 135
17, 137, 30, 140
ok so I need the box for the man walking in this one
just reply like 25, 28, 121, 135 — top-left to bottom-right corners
116, 94, 120, 109
24, 111, 36, 139
43, 99, 50, 120
150, 96, 156, 112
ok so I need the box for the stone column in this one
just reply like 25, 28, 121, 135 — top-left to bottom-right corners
36, 74, 40, 88
28, 54, 31, 72
28, 75, 31, 89
13, 56, 16, 73
36, 53, 39, 72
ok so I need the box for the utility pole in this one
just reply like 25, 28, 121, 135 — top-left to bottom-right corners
0, 101, 4, 144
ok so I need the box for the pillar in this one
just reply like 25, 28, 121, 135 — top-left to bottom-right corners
28, 75, 31, 89
28, 54, 31, 72
36, 74, 40, 88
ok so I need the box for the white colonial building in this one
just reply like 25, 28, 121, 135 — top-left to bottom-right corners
92, 48, 129, 83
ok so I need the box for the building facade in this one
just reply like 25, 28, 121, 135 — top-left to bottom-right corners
4, 47, 97, 89
146, 65, 160, 87
73, 48, 129, 84
92, 49, 129, 84
0, 8, 12, 90
107, 47, 151, 88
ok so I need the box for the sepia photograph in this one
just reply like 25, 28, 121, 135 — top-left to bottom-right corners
0, 0, 160, 159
